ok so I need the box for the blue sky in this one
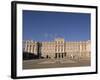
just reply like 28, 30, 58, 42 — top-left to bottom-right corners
23, 10, 90, 41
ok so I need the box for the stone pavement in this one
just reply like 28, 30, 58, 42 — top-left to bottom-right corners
23, 58, 90, 69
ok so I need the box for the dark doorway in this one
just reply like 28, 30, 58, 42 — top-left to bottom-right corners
55, 53, 57, 58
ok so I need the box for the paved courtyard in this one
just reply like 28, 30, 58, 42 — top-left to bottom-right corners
23, 58, 90, 69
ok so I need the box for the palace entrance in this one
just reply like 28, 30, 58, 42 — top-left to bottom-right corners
55, 53, 66, 59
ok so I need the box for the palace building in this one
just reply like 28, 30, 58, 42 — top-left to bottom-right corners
23, 38, 91, 59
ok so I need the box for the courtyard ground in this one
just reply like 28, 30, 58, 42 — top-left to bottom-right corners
23, 58, 90, 69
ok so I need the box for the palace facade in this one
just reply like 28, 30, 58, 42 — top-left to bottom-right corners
23, 38, 91, 59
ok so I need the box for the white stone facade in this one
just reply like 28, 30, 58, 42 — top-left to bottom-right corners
23, 38, 91, 59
